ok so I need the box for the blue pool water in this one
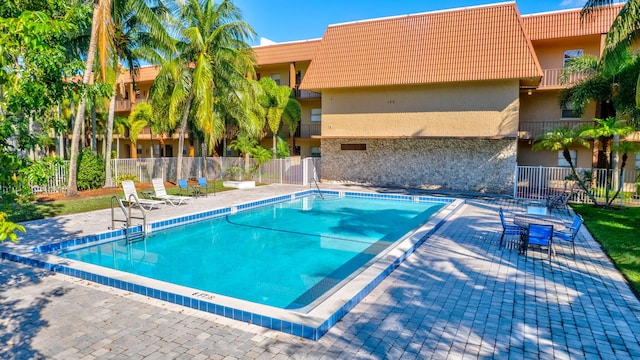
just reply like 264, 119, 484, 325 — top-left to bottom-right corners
60, 196, 444, 309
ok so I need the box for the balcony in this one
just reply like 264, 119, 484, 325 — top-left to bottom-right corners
539, 68, 589, 89
114, 97, 148, 112
295, 123, 321, 138
293, 87, 321, 100
519, 120, 594, 139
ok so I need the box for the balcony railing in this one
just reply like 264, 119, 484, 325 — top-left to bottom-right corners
518, 120, 594, 139
539, 68, 589, 89
293, 88, 321, 99
295, 123, 321, 138
114, 97, 148, 112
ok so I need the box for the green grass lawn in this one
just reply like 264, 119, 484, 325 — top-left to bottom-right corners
4, 180, 228, 223
571, 204, 640, 296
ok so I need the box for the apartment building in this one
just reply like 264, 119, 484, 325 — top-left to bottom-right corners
109, 2, 636, 192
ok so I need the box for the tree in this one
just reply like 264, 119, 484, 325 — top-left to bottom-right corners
258, 77, 301, 157
66, 0, 112, 196
581, 117, 634, 205
127, 106, 150, 151
0, 212, 25, 242
0, 0, 87, 202
229, 132, 257, 174
582, 1, 640, 126
249, 145, 272, 181
533, 118, 634, 207
151, 0, 256, 180
533, 126, 598, 204
103, 0, 172, 187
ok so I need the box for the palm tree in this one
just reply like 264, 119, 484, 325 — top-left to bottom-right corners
582, 1, 640, 118
152, 0, 256, 180
66, 0, 113, 197
102, 0, 172, 187
258, 77, 301, 157
127, 113, 149, 153
581, 117, 634, 205
533, 126, 598, 204
229, 132, 257, 175
113, 115, 128, 158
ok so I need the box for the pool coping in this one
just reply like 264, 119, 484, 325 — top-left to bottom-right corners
1, 189, 464, 340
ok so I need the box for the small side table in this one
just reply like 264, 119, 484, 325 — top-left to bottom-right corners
192, 185, 201, 198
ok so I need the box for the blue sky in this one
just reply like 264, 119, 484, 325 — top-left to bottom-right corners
233, 0, 612, 45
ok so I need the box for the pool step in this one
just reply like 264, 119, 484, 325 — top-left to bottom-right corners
125, 228, 146, 244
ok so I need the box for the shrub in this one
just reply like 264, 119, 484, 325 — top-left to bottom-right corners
77, 148, 105, 190
115, 173, 138, 185
21, 156, 65, 186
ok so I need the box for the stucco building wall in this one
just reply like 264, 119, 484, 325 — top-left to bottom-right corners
321, 80, 520, 138
321, 138, 517, 193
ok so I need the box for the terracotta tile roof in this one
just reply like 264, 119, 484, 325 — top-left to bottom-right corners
253, 39, 321, 65
301, 3, 541, 90
522, 4, 623, 40
120, 66, 161, 83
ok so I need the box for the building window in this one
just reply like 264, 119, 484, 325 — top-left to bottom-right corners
558, 150, 577, 167
311, 108, 322, 122
136, 144, 142, 156
311, 146, 321, 157
153, 144, 160, 156
563, 49, 583, 66
341, 143, 366, 151
635, 153, 640, 169
270, 74, 280, 85
561, 103, 578, 119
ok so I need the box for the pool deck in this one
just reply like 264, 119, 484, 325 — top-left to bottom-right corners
2, 183, 640, 359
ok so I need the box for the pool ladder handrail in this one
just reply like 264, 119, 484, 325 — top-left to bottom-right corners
110, 195, 148, 244
311, 160, 324, 200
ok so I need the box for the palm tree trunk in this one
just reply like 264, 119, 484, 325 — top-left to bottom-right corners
176, 92, 194, 181
91, 99, 97, 153
66, 2, 100, 197
104, 93, 116, 187
272, 133, 276, 158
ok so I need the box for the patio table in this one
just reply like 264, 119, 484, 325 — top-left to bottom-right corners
513, 214, 567, 255
513, 214, 567, 231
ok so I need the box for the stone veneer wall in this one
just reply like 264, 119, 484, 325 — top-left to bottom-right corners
321, 138, 517, 193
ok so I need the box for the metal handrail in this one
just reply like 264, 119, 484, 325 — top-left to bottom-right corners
111, 195, 148, 243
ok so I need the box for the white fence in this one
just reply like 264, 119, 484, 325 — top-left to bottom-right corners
7, 159, 640, 207
2, 157, 321, 195
111, 156, 320, 185
515, 165, 640, 205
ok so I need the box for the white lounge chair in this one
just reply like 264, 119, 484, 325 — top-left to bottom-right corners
121, 180, 165, 210
151, 178, 191, 206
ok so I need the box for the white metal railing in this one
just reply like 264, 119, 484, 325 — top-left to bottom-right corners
1, 157, 321, 195
515, 165, 640, 205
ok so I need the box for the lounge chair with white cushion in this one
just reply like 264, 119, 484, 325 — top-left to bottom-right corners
121, 180, 165, 210
151, 178, 191, 206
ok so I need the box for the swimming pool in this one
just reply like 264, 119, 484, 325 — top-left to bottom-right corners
59, 196, 443, 310
2, 189, 463, 340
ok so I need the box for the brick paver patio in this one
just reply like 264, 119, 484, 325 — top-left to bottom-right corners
2, 184, 639, 359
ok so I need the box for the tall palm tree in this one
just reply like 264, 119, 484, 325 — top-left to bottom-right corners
152, 0, 256, 180
66, 0, 113, 197
258, 77, 301, 157
103, 0, 172, 187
